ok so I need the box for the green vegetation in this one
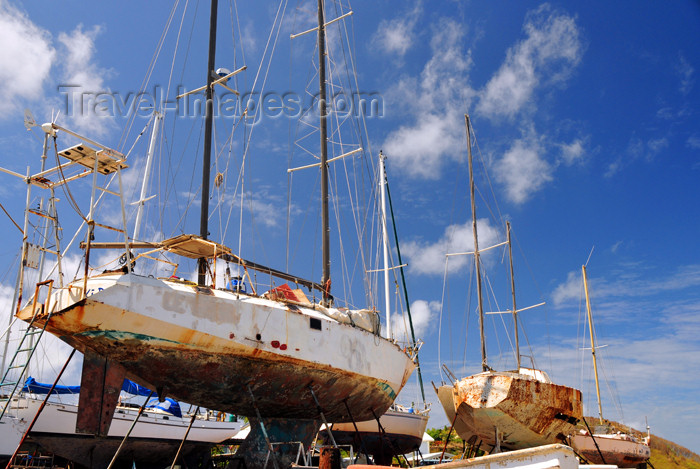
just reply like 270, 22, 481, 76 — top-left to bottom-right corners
647, 432, 700, 469
426, 425, 485, 458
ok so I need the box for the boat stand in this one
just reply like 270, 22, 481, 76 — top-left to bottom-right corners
342, 399, 372, 463
169, 405, 201, 468
235, 385, 319, 469
105, 390, 154, 469
439, 413, 458, 464
462, 435, 481, 459
492, 427, 501, 454
309, 386, 337, 448
581, 416, 607, 464
370, 408, 405, 466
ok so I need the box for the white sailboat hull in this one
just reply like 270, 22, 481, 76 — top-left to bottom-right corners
0, 395, 243, 467
437, 370, 582, 451
0, 414, 26, 462
570, 432, 650, 467
332, 407, 429, 458
20, 273, 415, 422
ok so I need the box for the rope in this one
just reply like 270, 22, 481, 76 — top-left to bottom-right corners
0, 201, 22, 234
117, 1, 181, 152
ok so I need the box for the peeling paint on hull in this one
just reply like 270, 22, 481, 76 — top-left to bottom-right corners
18, 273, 415, 422
436, 371, 582, 451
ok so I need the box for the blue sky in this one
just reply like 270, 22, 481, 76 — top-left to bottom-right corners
1, 0, 699, 454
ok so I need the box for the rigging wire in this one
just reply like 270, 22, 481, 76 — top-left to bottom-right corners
118, 0, 181, 153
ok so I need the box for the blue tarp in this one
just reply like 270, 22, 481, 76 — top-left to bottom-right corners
22, 377, 80, 395
22, 377, 183, 417
120, 379, 152, 397
146, 397, 182, 418
22, 377, 153, 398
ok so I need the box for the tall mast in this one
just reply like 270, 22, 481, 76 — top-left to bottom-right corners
582, 264, 604, 425
318, 0, 331, 305
133, 111, 162, 242
384, 170, 426, 401
507, 222, 521, 369
198, 0, 218, 286
465, 114, 488, 371
379, 152, 391, 339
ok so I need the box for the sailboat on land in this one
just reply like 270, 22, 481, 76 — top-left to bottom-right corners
435, 115, 582, 453
569, 265, 650, 467
1, 378, 244, 468
6, 1, 416, 467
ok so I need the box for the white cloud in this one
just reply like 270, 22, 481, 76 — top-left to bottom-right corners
0, 2, 55, 116
55, 24, 115, 137
675, 52, 694, 95
382, 114, 463, 179
558, 138, 585, 166
402, 219, 501, 276
214, 189, 285, 229
495, 136, 552, 204
687, 134, 700, 150
551, 264, 700, 315
646, 137, 668, 156
477, 5, 582, 120
371, 3, 422, 57
382, 19, 474, 178
389, 298, 439, 343
530, 329, 700, 449
0, 4, 115, 138
551, 270, 581, 306
606, 135, 670, 177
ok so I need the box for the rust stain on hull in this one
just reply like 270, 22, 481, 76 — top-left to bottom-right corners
438, 372, 582, 450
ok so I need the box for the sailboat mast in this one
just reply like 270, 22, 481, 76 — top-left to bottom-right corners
507, 222, 521, 369
318, 0, 331, 305
582, 264, 604, 425
198, 0, 218, 286
133, 111, 162, 242
379, 152, 391, 339
465, 114, 488, 371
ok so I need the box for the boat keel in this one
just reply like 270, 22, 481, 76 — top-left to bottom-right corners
76, 349, 126, 436
237, 417, 320, 469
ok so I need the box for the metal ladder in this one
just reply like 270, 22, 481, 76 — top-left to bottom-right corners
0, 280, 55, 420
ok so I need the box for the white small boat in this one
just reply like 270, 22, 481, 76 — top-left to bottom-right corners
1, 395, 244, 468
569, 266, 650, 467
0, 380, 244, 468
331, 404, 430, 464
570, 429, 650, 468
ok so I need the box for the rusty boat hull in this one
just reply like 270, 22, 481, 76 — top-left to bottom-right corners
570, 432, 650, 467
436, 369, 582, 451
17, 273, 415, 422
